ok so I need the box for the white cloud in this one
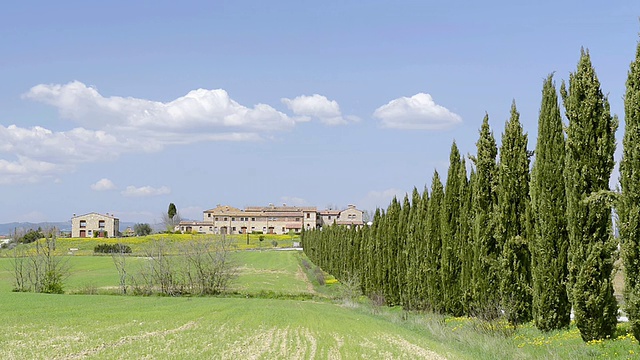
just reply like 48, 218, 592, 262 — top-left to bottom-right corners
358, 188, 406, 211
24, 81, 298, 132
121, 185, 171, 197
373, 93, 462, 130
91, 178, 116, 191
0, 81, 308, 184
282, 94, 359, 126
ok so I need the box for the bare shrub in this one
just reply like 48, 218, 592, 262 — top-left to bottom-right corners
11, 229, 69, 294
339, 273, 362, 301
180, 236, 237, 295
130, 236, 236, 296
370, 291, 386, 313
301, 259, 312, 270
313, 267, 325, 285
112, 240, 130, 295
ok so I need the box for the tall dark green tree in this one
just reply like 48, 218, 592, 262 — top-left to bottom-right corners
405, 187, 427, 310
561, 49, 618, 341
530, 74, 571, 331
496, 101, 532, 325
383, 197, 402, 305
441, 142, 465, 316
471, 114, 500, 319
458, 158, 474, 315
425, 170, 444, 312
168, 203, 177, 220
619, 38, 640, 342
396, 194, 412, 307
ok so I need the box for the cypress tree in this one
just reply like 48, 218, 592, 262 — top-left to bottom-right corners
441, 141, 464, 316
416, 186, 430, 308
396, 194, 412, 307
561, 48, 618, 341
425, 170, 444, 312
405, 187, 426, 310
497, 101, 532, 325
458, 158, 474, 315
619, 37, 640, 342
471, 114, 500, 319
383, 197, 402, 305
530, 74, 571, 331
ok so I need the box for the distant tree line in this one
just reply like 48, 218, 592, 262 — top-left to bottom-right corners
304, 40, 640, 343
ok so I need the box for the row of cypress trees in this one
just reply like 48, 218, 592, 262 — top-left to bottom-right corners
303, 39, 640, 342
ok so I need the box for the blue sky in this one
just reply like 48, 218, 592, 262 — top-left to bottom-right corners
1, 1, 639, 224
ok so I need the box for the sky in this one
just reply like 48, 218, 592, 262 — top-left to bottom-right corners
1, 1, 639, 224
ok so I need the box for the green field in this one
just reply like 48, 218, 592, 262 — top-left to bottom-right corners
0, 240, 638, 359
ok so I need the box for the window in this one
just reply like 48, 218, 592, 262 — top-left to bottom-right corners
251, 217, 256, 221
282, 227, 285, 232
223, 217, 228, 221
306, 213, 310, 219
231, 217, 235, 221
207, 213, 211, 217
295, 218, 300, 222
79, 220, 86, 228
98, 220, 105, 228
232, 227, 236, 231
328, 216, 332, 220
215, 217, 219, 221
209, 227, 213, 231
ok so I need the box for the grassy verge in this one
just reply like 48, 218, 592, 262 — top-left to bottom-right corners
0, 233, 299, 257
0, 247, 638, 358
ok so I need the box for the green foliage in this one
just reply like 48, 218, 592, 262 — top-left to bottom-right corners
94, 243, 132, 254
168, 203, 177, 219
133, 223, 152, 236
620, 36, 640, 343
496, 101, 532, 325
425, 171, 444, 312
530, 74, 571, 331
471, 114, 500, 319
440, 142, 465, 316
11, 234, 69, 294
561, 48, 618, 340
19, 229, 44, 244
572, 242, 618, 341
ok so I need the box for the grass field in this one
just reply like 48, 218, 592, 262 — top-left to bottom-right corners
0, 239, 639, 359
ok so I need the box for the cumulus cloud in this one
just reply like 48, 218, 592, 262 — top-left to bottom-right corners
91, 178, 117, 191
281, 94, 359, 125
1, 81, 317, 184
373, 93, 462, 130
121, 185, 171, 197
24, 81, 299, 132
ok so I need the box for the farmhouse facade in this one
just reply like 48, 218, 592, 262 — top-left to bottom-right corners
178, 204, 364, 235
71, 212, 120, 238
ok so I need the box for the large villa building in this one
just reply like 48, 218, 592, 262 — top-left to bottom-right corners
178, 204, 364, 235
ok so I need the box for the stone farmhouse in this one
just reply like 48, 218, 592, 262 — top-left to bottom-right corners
178, 204, 364, 235
71, 212, 120, 238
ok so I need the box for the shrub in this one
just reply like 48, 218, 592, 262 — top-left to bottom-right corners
94, 243, 132, 254
314, 267, 325, 285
